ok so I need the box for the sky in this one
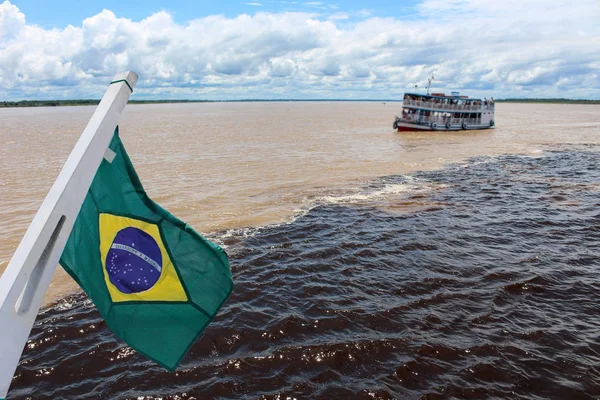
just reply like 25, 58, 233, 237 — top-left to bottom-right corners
0, 0, 599, 100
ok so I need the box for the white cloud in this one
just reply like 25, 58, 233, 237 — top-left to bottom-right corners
0, 0, 599, 100
270, 58, 297, 77
0, 0, 24, 42
328, 12, 349, 21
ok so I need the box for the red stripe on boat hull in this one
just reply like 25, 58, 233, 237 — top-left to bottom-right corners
396, 125, 431, 132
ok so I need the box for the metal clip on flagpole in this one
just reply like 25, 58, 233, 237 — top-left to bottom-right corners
0, 71, 138, 400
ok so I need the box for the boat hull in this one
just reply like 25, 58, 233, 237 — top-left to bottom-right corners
394, 121, 494, 132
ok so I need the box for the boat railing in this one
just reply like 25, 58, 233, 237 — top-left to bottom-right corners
400, 116, 483, 125
402, 99, 495, 112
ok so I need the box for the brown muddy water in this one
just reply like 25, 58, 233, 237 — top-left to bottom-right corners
1, 102, 600, 398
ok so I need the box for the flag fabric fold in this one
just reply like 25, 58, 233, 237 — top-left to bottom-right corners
60, 127, 232, 371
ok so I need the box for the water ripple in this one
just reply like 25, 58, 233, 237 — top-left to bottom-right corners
10, 148, 600, 399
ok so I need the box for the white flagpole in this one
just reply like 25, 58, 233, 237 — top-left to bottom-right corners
0, 71, 138, 399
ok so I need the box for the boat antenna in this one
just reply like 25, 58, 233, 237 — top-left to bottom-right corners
426, 74, 434, 95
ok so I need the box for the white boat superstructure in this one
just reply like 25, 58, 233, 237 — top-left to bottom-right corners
394, 91, 495, 132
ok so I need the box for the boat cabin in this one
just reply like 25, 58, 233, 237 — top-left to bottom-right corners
402, 92, 494, 110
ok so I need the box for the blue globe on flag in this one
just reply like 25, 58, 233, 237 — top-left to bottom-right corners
106, 227, 163, 293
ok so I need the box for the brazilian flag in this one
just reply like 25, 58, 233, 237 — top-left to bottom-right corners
60, 127, 233, 371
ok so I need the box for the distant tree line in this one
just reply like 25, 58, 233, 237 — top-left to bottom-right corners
0, 99, 384, 107
0, 99, 215, 108
1, 98, 598, 108
0, 99, 100, 107
496, 98, 600, 104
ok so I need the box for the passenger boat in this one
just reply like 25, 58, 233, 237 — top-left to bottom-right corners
393, 91, 495, 132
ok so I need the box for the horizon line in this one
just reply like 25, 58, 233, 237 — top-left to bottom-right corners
1, 98, 599, 107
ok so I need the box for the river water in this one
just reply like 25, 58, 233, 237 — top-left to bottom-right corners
1, 102, 600, 398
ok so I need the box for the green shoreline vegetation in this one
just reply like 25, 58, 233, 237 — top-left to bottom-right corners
1, 98, 599, 108
495, 98, 600, 104
0, 99, 212, 108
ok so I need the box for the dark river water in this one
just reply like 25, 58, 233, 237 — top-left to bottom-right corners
9, 147, 600, 399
